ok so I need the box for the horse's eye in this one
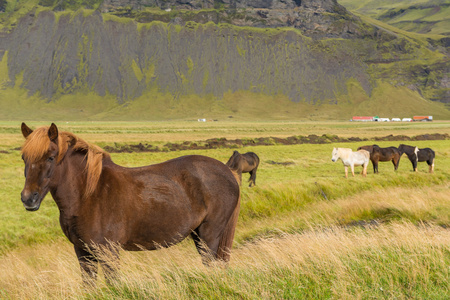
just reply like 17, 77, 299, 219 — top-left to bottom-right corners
47, 156, 55, 162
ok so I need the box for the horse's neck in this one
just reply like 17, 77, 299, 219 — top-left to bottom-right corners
230, 155, 242, 169
340, 150, 351, 160
50, 151, 89, 214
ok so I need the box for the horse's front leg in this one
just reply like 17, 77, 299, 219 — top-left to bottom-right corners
411, 157, 418, 172
350, 164, 355, 177
74, 245, 98, 285
371, 159, 377, 173
99, 244, 120, 284
344, 166, 348, 178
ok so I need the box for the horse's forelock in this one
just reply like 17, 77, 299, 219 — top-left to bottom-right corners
21, 127, 51, 162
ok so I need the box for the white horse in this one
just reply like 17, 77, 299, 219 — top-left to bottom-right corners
331, 148, 370, 178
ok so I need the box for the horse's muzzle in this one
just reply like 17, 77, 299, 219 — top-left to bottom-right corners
21, 191, 41, 211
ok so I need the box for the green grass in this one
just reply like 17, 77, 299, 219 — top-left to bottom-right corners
0, 121, 449, 298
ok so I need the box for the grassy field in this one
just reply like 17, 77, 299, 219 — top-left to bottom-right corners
338, 0, 450, 35
0, 120, 449, 299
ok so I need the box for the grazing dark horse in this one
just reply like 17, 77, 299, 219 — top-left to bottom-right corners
357, 145, 401, 173
226, 151, 260, 187
398, 144, 435, 173
20, 123, 240, 282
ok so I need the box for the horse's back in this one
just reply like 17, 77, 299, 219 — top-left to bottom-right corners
242, 152, 259, 167
153, 155, 239, 191
356, 149, 370, 160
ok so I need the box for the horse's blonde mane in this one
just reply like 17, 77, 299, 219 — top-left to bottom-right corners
21, 126, 110, 197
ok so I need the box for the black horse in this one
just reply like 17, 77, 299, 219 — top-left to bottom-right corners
226, 151, 260, 187
398, 144, 435, 173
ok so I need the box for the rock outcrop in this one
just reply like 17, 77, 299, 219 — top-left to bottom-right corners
0, 0, 448, 105
99, 0, 363, 39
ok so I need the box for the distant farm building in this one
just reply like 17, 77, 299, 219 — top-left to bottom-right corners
413, 116, 433, 121
351, 116, 431, 122
377, 118, 390, 122
352, 116, 374, 122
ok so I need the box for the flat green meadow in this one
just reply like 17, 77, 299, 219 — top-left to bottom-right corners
0, 120, 449, 299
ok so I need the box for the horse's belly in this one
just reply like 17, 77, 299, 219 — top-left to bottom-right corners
122, 190, 205, 250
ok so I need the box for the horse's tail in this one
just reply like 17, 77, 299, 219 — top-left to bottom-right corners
216, 193, 241, 262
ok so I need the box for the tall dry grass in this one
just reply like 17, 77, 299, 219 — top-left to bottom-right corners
237, 185, 450, 242
1, 222, 449, 299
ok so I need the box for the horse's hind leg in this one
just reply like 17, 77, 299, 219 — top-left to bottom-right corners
192, 199, 240, 264
393, 157, 399, 171
428, 159, 434, 173
249, 169, 257, 187
363, 162, 368, 177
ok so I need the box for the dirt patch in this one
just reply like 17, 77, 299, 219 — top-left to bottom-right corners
101, 133, 449, 153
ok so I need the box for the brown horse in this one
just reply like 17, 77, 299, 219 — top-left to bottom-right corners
20, 123, 240, 282
226, 151, 260, 187
357, 145, 401, 173
398, 144, 435, 173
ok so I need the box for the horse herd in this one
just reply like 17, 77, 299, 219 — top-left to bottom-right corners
331, 144, 435, 178
18, 123, 435, 283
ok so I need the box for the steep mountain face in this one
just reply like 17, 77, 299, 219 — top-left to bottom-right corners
0, 0, 448, 111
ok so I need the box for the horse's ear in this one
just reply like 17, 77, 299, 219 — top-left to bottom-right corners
48, 123, 59, 142
21, 122, 33, 138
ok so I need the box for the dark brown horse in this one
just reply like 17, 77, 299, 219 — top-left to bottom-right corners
398, 144, 435, 173
20, 123, 240, 282
357, 145, 401, 173
226, 151, 260, 187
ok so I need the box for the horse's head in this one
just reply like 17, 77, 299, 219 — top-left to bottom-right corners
331, 148, 339, 162
20, 123, 60, 211
398, 144, 408, 155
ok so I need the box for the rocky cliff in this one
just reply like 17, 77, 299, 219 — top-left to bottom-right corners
0, 0, 448, 113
